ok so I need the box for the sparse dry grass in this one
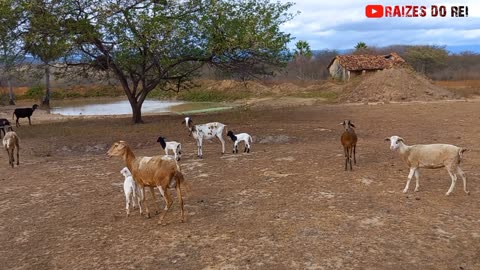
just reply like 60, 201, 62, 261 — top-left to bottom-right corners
434, 80, 480, 98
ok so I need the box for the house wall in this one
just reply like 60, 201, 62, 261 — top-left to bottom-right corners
328, 59, 347, 80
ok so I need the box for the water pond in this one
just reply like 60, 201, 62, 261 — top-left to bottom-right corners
50, 98, 233, 116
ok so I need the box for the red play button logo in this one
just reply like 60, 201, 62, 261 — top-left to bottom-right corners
366, 5, 384, 18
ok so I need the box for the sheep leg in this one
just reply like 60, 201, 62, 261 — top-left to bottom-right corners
126, 193, 131, 217
16, 145, 19, 165
344, 147, 348, 171
9, 149, 14, 168
353, 145, 357, 165
446, 168, 458, 196
140, 188, 150, 218
197, 139, 203, 158
157, 186, 173, 225
218, 135, 226, 154
176, 181, 185, 223
414, 169, 420, 192
149, 186, 160, 214
348, 147, 353, 171
137, 189, 144, 215
456, 167, 469, 195
403, 167, 416, 193
28, 116, 32, 125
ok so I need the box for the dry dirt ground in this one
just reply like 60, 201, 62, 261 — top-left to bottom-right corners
1, 100, 479, 270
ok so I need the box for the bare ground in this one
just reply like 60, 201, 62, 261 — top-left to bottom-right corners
1, 100, 480, 270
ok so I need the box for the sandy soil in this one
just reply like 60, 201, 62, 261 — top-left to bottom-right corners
1, 99, 479, 270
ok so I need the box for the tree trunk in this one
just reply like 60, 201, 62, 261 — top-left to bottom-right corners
131, 102, 144, 124
7, 78, 15, 105
42, 65, 51, 107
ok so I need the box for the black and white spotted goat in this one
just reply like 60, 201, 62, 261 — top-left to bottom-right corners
182, 116, 226, 158
226, 131, 253, 153
156, 136, 182, 161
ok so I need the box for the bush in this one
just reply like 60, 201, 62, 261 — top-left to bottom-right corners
24, 85, 44, 100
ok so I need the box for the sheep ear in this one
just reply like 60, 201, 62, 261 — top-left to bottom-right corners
397, 137, 404, 142
339, 122, 344, 125
350, 123, 356, 128
384, 137, 391, 142
181, 120, 185, 124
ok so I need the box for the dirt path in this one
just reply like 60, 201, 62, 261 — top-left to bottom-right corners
1, 100, 479, 270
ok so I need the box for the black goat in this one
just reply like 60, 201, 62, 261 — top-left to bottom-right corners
0, 118, 13, 138
13, 104, 39, 127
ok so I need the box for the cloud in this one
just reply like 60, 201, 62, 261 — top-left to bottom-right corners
280, 0, 480, 50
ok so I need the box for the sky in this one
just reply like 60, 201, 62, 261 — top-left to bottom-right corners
279, 0, 480, 53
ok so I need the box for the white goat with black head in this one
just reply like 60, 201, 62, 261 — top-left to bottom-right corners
226, 131, 252, 153
182, 116, 226, 158
157, 136, 182, 161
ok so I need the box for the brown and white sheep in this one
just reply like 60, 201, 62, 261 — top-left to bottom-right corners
3, 131, 20, 168
107, 140, 186, 224
340, 120, 357, 171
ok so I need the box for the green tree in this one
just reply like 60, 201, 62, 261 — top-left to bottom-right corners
354, 41, 371, 55
294, 40, 313, 59
59, 0, 294, 123
23, 0, 71, 107
292, 40, 312, 80
405, 45, 448, 75
0, 0, 26, 105
355, 42, 367, 50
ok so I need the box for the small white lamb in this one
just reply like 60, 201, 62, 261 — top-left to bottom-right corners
385, 135, 469, 196
120, 167, 142, 216
157, 136, 182, 161
226, 131, 253, 153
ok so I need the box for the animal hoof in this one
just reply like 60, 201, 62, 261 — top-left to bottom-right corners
414, 188, 419, 192
403, 189, 408, 194
445, 192, 451, 196
465, 191, 470, 195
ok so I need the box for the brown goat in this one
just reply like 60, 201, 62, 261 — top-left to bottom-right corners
340, 120, 357, 171
107, 141, 186, 225
3, 131, 20, 168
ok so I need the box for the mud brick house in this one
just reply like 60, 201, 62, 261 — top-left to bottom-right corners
327, 52, 407, 81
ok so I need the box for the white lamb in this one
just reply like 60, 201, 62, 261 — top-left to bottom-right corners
226, 130, 253, 153
120, 167, 142, 216
157, 136, 182, 161
385, 135, 469, 196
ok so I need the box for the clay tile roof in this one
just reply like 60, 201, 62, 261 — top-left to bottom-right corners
328, 52, 407, 71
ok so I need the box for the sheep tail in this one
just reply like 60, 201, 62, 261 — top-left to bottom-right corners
175, 170, 191, 195
459, 148, 468, 160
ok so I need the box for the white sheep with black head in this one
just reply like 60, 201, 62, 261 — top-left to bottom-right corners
157, 136, 182, 161
226, 131, 252, 153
